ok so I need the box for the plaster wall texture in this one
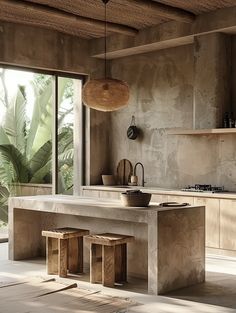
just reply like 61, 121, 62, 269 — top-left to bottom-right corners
232, 36, 236, 112
194, 33, 231, 129
0, 21, 103, 76
109, 44, 236, 191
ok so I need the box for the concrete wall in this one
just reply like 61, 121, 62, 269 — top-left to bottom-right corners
232, 36, 236, 113
0, 22, 101, 75
194, 33, 231, 129
109, 43, 236, 191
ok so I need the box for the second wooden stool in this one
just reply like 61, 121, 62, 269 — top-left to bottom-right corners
42, 227, 89, 277
85, 233, 134, 287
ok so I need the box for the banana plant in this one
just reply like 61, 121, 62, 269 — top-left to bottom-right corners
0, 73, 74, 223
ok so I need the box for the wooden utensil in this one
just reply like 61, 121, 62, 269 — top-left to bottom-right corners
116, 159, 133, 185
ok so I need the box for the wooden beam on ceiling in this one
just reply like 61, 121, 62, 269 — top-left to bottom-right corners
0, 0, 138, 38
133, 0, 195, 23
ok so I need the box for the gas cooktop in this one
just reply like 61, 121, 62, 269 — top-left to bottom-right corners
181, 184, 228, 193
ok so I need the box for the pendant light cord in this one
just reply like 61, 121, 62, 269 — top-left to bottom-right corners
102, 0, 110, 79
104, 1, 107, 79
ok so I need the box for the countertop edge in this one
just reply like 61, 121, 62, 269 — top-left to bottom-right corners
81, 185, 236, 199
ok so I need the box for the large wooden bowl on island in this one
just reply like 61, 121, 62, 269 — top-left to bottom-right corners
121, 191, 152, 207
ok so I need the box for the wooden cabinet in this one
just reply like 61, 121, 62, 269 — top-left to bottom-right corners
220, 199, 236, 250
82, 190, 100, 197
167, 195, 194, 205
194, 197, 220, 248
99, 191, 120, 200
81, 189, 120, 200
151, 194, 168, 203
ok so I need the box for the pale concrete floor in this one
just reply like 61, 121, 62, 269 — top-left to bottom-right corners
1, 243, 236, 313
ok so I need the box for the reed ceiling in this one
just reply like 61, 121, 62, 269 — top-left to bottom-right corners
0, 0, 236, 39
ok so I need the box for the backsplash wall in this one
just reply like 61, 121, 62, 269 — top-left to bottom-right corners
109, 44, 236, 190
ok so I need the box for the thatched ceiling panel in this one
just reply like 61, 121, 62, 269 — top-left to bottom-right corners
23, 0, 168, 29
155, 0, 236, 14
1, 0, 236, 39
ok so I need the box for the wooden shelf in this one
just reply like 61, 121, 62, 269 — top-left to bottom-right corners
167, 128, 236, 135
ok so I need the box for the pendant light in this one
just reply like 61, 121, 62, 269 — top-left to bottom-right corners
82, 0, 130, 112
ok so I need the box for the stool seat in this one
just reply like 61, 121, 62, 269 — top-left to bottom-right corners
42, 227, 89, 278
42, 227, 89, 239
85, 233, 134, 246
85, 233, 134, 287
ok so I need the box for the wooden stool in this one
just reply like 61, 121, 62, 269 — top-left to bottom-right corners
85, 233, 134, 287
42, 227, 89, 278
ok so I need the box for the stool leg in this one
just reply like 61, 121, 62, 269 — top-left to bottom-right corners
115, 243, 127, 283
59, 239, 68, 278
90, 243, 102, 283
46, 237, 58, 275
102, 245, 115, 287
68, 237, 83, 274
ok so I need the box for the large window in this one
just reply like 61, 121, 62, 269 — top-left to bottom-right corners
56, 77, 83, 195
0, 67, 83, 224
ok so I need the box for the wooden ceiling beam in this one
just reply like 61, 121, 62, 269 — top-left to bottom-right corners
23, 0, 195, 24
0, 0, 138, 37
132, 0, 195, 23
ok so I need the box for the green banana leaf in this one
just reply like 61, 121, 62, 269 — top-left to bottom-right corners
26, 79, 53, 159
0, 185, 9, 223
1, 88, 26, 154
0, 145, 30, 182
29, 132, 67, 175
0, 155, 14, 187
0, 126, 10, 145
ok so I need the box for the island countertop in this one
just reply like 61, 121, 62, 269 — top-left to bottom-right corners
8, 194, 205, 295
8, 194, 201, 224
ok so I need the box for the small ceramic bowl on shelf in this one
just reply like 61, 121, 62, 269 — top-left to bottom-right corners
102, 175, 116, 186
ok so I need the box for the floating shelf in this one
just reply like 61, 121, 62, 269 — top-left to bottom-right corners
167, 128, 236, 135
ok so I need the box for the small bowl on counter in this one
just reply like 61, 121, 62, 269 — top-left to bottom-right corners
121, 190, 152, 207
102, 175, 117, 186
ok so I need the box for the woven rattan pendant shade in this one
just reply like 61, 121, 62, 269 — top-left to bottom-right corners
82, 78, 129, 112
82, 0, 129, 112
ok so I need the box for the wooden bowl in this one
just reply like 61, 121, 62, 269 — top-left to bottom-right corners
120, 192, 152, 207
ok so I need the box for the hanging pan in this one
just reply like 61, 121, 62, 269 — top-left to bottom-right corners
127, 116, 138, 140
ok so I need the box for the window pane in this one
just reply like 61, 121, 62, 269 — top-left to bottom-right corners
57, 77, 83, 195
0, 68, 53, 224
57, 77, 74, 195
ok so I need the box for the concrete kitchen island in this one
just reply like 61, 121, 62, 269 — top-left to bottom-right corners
8, 195, 205, 295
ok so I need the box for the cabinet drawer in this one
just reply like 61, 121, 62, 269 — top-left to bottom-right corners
151, 194, 168, 203
194, 197, 220, 248
82, 190, 100, 197
99, 191, 120, 199
220, 199, 236, 250
167, 195, 194, 205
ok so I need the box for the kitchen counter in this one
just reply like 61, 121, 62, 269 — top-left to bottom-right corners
8, 195, 205, 295
82, 185, 236, 199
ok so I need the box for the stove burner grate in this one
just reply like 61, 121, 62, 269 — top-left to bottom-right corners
181, 184, 227, 193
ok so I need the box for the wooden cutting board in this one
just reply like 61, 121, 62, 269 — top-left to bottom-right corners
116, 159, 133, 185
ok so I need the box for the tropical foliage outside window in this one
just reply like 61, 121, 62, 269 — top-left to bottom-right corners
0, 68, 75, 223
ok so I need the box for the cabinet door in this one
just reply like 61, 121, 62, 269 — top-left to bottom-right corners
220, 199, 236, 250
167, 195, 194, 205
99, 191, 120, 200
82, 190, 100, 197
194, 197, 220, 248
151, 194, 168, 203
